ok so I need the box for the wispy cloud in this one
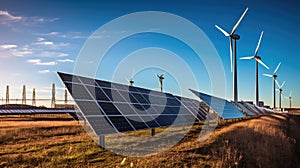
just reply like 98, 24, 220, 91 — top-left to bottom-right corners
0, 44, 18, 49
0, 10, 22, 22
27, 59, 57, 66
38, 70, 50, 74
36, 37, 45, 42
39, 51, 69, 57
0, 10, 59, 26
57, 59, 74, 63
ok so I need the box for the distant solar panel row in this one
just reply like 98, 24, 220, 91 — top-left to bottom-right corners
58, 72, 208, 136
189, 89, 246, 119
0, 109, 77, 114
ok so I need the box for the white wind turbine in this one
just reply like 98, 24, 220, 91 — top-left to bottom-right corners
215, 7, 249, 102
240, 31, 269, 106
276, 81, 285, 111
285, 90, 292, 109
153, 70, 167, 92
263, 62, 281, 109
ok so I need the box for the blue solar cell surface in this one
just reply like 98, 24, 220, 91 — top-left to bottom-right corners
58, 72, 206, 136
189, 89, 246, 119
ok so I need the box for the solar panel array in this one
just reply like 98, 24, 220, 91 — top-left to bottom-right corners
189, 89, 246, 119
58, 72, 207, 136
0, 109, 77, 115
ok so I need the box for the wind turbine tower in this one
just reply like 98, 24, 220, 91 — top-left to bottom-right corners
263, 62, 281, 109
240, 31, 269, 106
277, 81, 285, 111
215, 7, 249, 102
22, 85, 26, 104
32, 88, 36, 106
153, 70, 167, 92
51, 83, 56, 108
6, 85, 9, 104
286, 90, 292, 108
64, 87, 68, 104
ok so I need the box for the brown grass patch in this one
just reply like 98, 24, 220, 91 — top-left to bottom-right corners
0, 114, 299, 167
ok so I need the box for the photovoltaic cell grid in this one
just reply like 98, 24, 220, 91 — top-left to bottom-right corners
58, 72, 205, 136
232, 102, 256, 116
189, 89, 246, 119
0, 109, 77, 114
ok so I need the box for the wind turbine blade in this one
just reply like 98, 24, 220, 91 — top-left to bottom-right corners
274, 62, 281, 74
131, 68, 135, 79
231, 7, 249, 34
263, 73, 273, 78
280, 81, 286, 88
161, 71, 167, 77
152, 70, 159, 77
125, 77, 129, 82
275, 80, 280, 88
240, 56, 254, 60
215, 25, 230, 36
254, 31, 264, 56
230, 38, 233, 72
257, 59, 269, 69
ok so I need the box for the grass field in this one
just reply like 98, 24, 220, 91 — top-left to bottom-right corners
0, 114, 299, 167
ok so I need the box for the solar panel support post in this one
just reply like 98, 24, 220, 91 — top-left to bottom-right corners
99, 135, 105, 149
151, 128, 155, 136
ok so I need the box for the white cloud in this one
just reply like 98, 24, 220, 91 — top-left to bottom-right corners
12, 50, 32, 57
57, 59, 74, 63
27, 59, 57, 66
38, 70, 50, 74
35, 41, 54, 45
0, 44, 18, 49
39, 51, 69, 57
0, 10, 59, 26
27, 59, 40, 63
0, 10, 22, 21
36, 37, 45, 42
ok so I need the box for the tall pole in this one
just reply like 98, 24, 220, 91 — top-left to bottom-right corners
6, 85, 9, 104
289, 97, 291, 108
159, 79, 163, 92
22, 85, 26, 104
233, 39, 238, 102
64, 87, 68, 104
255, 60, 259, 106
273, 79, 276, 109
32, 88, 36, 106
51, 83, 56, 108
279, 90, 282, 111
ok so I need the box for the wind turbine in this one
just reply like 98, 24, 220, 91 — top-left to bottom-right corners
240, 31, 269, 106
285, 90, 292, 108
126, 69, 135, 86
215, 7, 249, 102
263, 62, 281, 109
276, 81, 285, 111
153, 70, 167, 92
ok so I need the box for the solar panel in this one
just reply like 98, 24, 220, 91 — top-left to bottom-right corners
58, 72, 203, 136
232, 102, 257, 116
0, 109, 77, 114
189, 89, 246, 119
241, 102, 262, 115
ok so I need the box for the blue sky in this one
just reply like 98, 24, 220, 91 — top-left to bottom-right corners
0, 0, 299, 107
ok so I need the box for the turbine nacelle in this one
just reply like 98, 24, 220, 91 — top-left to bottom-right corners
231, 34, 240, 40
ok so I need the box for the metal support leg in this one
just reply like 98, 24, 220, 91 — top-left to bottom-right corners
151, 128, 155, 136
99, 135, 105, 148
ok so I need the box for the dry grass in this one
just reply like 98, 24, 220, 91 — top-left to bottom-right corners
0, 114, 299, 167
